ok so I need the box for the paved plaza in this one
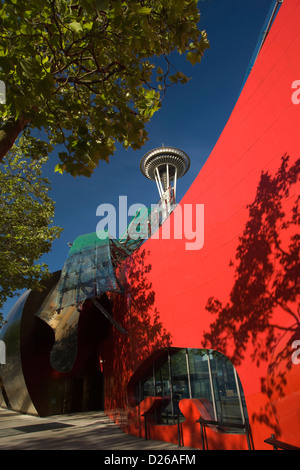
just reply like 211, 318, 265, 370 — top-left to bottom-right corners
0, 407, 194, 451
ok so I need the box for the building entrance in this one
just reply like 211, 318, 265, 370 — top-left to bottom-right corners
62, 354, 104, 413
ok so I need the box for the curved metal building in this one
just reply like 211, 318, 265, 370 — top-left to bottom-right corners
0, 271, 112, 416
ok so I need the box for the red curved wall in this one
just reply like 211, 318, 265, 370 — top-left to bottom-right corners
104, 0, 300, 450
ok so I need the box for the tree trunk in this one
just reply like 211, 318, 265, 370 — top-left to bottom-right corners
0, 116, 29, 162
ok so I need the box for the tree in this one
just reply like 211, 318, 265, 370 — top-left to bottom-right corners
0, 133, 63, 326
0, 0, 209, 176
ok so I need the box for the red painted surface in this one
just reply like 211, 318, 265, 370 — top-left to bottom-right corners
102, 0, 300, 450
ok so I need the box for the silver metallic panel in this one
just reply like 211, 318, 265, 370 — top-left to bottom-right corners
0, 291, 38, 415
35, 283, 80, 373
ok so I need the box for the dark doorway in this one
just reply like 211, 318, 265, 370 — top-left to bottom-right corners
82, 354, 104, 411
61, 354, 104, 413
62, 295, 111, 413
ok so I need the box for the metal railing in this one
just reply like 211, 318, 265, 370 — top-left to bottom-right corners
142, 411, 183, 447
264, 434, 300, 450
142, 411, 255, 449
197, 417, 254, 450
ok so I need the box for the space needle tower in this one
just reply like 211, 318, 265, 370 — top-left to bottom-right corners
140, 146, 190, 217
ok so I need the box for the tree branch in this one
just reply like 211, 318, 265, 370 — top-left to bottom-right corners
0, 117, 29, 163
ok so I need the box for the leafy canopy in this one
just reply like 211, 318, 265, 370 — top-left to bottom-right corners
0, 0, 209, 176
0, 132, 63, 325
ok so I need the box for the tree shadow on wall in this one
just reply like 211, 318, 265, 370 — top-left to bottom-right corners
108, 248, 172, 410
203, 154, 300, 433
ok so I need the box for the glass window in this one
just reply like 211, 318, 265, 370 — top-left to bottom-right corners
155, 365, 163, 397
142, 368, 155, 399
187, 349, 213, 405
152, 355, 172, 423
134, 381, 141, 404
132, 347, 248, 432
155, 359, 170, 397
170, 349, 190, 416
208, 351, 243, 424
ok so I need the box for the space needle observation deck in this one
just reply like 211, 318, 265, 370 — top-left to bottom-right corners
140, 146, 190, 208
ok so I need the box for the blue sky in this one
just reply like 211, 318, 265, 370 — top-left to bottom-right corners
3, 0, 279, 318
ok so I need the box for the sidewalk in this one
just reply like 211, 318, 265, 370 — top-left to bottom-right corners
0, 407, 193, 450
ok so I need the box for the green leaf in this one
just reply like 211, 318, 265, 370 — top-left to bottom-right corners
186, 51, 202, 66
138, 7, 152, 14
69, 21, 83, 32
95, 0, 109, 11
54, 163, 65, 174
20, 58, 41, 78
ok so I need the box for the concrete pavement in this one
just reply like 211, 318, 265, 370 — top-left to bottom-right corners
0, 407, 194, 450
